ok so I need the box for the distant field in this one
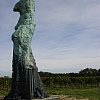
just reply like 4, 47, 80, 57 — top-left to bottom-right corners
0, 74, 100, 100
46, 87, 100, 100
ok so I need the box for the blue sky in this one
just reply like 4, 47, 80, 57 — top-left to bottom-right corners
0, 0, 100, 76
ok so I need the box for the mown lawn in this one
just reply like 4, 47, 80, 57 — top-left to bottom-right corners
46, 87, 100, 100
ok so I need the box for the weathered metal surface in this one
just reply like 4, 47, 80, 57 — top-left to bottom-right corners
4, 0, 47, 99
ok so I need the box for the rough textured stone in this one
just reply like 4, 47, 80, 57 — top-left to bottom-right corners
4, 0, 48, 100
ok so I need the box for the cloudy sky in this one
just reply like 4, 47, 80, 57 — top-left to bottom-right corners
0, 0, 100, 76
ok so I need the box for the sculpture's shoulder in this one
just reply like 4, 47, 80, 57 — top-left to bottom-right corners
25, 0, 35, 12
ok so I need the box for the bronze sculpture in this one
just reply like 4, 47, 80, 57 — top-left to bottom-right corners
4, 0, 48, 99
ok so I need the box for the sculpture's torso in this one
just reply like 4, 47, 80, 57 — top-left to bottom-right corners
12, 0, 36, 69
12, 0, 36, 38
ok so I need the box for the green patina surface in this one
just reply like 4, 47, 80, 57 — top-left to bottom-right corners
4, 0, 48, 99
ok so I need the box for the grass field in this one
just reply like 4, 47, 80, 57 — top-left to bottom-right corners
0, 87, 100, 100
46, 87, 100, 100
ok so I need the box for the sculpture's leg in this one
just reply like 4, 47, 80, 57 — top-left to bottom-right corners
20, 68, 33, 100
19, 67, 48, 99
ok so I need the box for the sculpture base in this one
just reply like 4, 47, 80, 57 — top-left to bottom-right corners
4, 68, 48, 100
33, 96, 60, 100
0, 97, 4, 100
0, 96, 60, 100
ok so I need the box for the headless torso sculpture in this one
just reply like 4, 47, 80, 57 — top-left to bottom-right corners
4, 0, 47, 99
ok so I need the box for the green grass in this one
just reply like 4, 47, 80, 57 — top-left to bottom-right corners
0, 87, 100, 100
46, 87, 100, 100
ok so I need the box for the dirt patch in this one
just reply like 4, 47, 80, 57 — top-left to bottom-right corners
59, 95, 89, 100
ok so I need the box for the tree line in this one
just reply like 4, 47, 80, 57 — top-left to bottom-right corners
0, 68, 100, 91
39, 68, 100, 77
38, 68, 100, 88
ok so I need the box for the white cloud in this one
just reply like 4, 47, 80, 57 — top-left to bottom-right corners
0, 0, 100, 76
